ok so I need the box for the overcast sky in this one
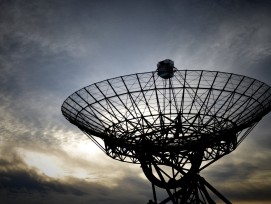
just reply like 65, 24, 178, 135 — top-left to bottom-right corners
0, 0, 271, 203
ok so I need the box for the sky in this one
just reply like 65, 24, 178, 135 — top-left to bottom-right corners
0, 0, 271, 203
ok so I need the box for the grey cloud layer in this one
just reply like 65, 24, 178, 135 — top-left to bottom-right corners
0, 0, 271, 203
0, 149, 151, 204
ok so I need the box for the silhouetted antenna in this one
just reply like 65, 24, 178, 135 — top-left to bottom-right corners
61, 60, 271, 204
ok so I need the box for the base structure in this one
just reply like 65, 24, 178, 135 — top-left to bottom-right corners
148, 175, 231, 204
139, 150, 232, 204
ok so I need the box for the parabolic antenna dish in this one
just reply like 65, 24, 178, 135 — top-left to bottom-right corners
61, 60, 271, 204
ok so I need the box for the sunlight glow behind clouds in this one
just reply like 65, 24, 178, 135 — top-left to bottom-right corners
21, 149, 98, 181
21, 150, 65, 178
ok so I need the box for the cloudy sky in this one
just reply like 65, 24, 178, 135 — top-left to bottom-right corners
0, 0, 271, 203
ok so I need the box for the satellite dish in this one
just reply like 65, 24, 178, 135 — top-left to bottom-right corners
62, 60, 271, 204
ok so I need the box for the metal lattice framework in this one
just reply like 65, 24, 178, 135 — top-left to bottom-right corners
62, 63, 271, 204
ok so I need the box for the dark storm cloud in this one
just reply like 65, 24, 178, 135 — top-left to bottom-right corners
201, 133, 271, 202
208, 160, 271, 202
0, 149, 86, 195
176, 0, 271, 75
0, 148, 151, 204
1, 0, 270, 88
0, 0, 102, 96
